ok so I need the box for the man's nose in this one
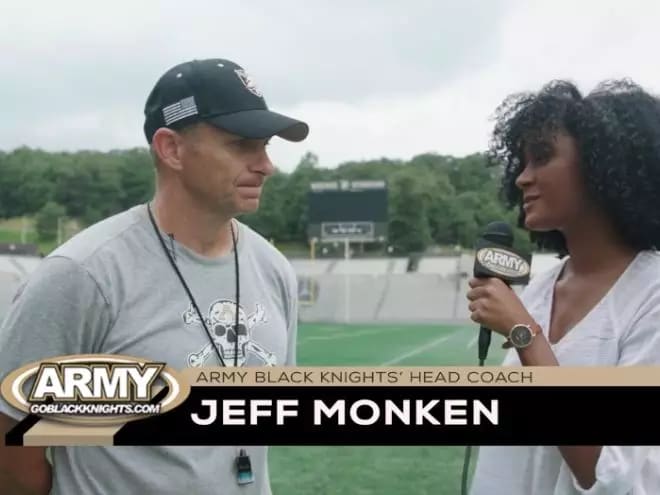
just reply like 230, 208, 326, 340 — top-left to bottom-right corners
252, 152, 275, 177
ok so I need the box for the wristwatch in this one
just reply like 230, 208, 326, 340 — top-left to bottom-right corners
506, 323, 538, 349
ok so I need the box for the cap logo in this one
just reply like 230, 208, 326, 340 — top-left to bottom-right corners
234, 69, 263, 97
163, 96, 199, 125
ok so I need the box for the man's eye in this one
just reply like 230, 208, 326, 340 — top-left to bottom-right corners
235, 139, 268, 151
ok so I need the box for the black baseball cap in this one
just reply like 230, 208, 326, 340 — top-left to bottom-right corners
143, 58, 309, 144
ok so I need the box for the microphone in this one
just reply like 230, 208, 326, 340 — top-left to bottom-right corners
461, 225, 532, 495
473, 221, 531, 365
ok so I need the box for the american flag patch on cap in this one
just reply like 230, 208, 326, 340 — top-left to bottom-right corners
162, 96, 198, 125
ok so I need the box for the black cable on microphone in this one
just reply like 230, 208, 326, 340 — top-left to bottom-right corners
460, 221, 531, 495
478, 326, 491, 367
476, 221, 514, 365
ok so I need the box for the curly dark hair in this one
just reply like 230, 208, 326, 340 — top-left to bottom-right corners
488, 79, 660, 256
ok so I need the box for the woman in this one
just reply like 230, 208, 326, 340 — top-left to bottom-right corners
467, 79, 660, 495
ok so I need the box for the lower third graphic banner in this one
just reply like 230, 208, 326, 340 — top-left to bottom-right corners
3, 360, 660, 446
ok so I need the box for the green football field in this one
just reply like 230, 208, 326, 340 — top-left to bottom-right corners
269, 322, 507, 495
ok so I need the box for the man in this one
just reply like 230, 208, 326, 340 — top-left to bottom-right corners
0, 58, 308, 494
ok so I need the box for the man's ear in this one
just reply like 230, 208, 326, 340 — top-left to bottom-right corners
151, 128, 184, 172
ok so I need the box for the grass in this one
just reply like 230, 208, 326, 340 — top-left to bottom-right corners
270, 446, 470, 495
269, 323, 506, 495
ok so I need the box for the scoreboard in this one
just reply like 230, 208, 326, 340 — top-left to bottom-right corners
307, 180, 388, 242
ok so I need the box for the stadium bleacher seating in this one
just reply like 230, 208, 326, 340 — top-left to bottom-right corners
416, 256, 461, 276
295, 253, 562, 324
0, 253, 563, 325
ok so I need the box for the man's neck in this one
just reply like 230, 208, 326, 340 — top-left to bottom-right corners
150, 191, 236, 258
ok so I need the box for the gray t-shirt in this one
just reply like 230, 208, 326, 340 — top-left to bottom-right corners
0, 203, 299, 495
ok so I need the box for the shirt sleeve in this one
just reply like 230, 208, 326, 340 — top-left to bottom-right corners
569, 304, 660, 494
284, 263, 298, 366
0, 256, 113, 421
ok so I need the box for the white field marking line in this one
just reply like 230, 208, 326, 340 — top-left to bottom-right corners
298, 324, 357, 343
467, 334, 478, 349
380, 329, 460, 366
299, 326, 411, 344
305, 328, 392, 340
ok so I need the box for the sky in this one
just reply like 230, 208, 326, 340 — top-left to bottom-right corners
2, 0, 660, 172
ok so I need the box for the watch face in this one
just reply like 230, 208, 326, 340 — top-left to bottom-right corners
510, 325, 533, 348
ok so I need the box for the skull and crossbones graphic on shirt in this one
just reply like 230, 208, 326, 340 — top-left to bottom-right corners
182, 299, 274, 367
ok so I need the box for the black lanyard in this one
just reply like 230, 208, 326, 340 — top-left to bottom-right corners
146, 203, 240, 367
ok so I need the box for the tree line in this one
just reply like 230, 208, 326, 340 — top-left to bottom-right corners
0, 147, 535, 254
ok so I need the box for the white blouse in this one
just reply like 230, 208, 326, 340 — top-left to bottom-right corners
470, 250, 660, 495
